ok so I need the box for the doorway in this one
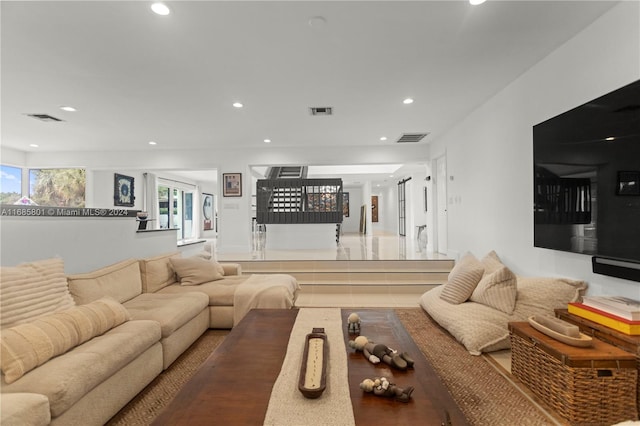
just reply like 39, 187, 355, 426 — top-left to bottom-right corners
435, 155, 448, 255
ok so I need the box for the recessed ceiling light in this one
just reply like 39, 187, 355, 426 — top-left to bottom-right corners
60, 106, 76, 112
151, 3, 170, 15
605, 137, 615, 141
149, 141, 157, 145
29, 144, 39, 148
264, 139, 271, 143
469, 0, 486, 4
403, 98, 414, 105
380, 136, 387, 141
233, 102, 244, 108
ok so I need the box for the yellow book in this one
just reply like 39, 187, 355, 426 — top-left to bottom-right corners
568, 303, 640, 335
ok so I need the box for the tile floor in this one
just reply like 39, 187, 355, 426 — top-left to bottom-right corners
216, 231, 448, 262
217, 231, 446, 308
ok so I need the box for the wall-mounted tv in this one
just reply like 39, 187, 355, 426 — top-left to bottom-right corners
533, 79, 640, 278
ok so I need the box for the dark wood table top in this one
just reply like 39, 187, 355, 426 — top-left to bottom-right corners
152, 308, 468, 425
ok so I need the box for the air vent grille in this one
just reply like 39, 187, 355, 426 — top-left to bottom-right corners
309, 107, 333, 116
26, 114, 64, 122
396, 133, 429, 143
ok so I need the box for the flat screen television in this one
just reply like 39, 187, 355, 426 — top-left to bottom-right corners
533, 79, 640, 279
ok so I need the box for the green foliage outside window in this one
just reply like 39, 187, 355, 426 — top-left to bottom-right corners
29, 168, 86, 207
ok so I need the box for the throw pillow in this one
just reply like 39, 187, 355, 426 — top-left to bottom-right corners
0, 297, 130, 383
0, 257, 75, 329
480, 251, 504, 275
470, 265, 517, 314
169, 257, 224, 286
440, 253, 485, 304
191, 252, 225, 276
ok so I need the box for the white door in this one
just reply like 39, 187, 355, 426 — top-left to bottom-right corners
436, 155, 448, 255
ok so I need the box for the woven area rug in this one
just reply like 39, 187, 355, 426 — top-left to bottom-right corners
395, 308, 559, 426
107, 309, 560, 426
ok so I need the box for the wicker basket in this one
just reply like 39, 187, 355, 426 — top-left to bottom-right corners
556, 308, 640, 415
510, 322, 638, 426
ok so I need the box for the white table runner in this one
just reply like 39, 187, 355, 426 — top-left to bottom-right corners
263, 308, 356, 426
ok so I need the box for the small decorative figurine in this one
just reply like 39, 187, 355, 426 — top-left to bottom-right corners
360, 376, 414, 403
348, 335, 414, 370
347, 312, 361, 334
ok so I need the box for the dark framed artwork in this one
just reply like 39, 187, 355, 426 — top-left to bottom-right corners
223, 173, 242, 197
616, 171, 640, 196
203, 193, 213, 230
114, 173, 135, 207
343, 192, 350, 217
424, 187, 428, 211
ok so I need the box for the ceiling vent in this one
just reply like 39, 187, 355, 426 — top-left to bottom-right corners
396, 133, 429, 143
309, 107, 333, 116
26, 114, 64, 122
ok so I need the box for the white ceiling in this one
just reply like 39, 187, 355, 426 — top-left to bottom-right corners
0, 1, 617, 185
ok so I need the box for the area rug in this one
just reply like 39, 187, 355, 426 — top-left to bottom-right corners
107, 309, 560, 426
395, 308, 560, 426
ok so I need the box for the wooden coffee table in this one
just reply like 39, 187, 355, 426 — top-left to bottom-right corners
152, 309, 468, 425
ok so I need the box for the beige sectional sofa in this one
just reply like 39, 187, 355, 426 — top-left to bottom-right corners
0, 251, 299, 426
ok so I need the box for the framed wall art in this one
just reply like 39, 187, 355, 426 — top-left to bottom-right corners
343, 192, 350, 217
616, 171, 640, 196
114, 173, 135, 207
203, 193, 213, 230
223, 173, 242, 197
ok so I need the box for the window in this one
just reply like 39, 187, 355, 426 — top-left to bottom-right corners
29, 168, 86, 207
0, 165, 23, 204
1, 165, 86, 207
157, 181, 195, 241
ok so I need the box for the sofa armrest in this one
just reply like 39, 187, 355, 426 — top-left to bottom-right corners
221, 263, 241, 276
0, 393, 51, 426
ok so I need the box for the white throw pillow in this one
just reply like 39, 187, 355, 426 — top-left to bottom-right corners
470, 265, 517, 314
440, 252, 485, 304
170, 257, 224, 286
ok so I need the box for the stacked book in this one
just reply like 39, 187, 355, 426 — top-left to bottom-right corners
568, 296, 640, 335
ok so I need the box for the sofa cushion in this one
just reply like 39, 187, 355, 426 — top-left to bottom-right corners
439, 252, 484, 304
1, 320, 161, 417
139, 252, 181, 293
169, 257, 224, 286
470, 265, 517, 314
0, 393, 50, 426
67, 258, 142, 304
0, 258, 75, 329
514, 275, 587, 312
156, 275, 250, 306
0, 297, 130, 383
123, 292, 208, 337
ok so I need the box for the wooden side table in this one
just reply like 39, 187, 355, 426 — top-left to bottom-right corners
556, 308, 640, 413
509, 321, 638, 425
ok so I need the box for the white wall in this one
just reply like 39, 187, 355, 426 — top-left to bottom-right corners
373, 184, 397, 235
342, 186, 363, 233
429, 2, 640, 298
0, 216, 180, 273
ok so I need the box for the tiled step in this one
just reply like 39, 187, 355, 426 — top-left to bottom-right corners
231, 259, 453, 288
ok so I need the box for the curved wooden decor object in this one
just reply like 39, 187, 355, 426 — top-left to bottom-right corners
298, 327, 328, 399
